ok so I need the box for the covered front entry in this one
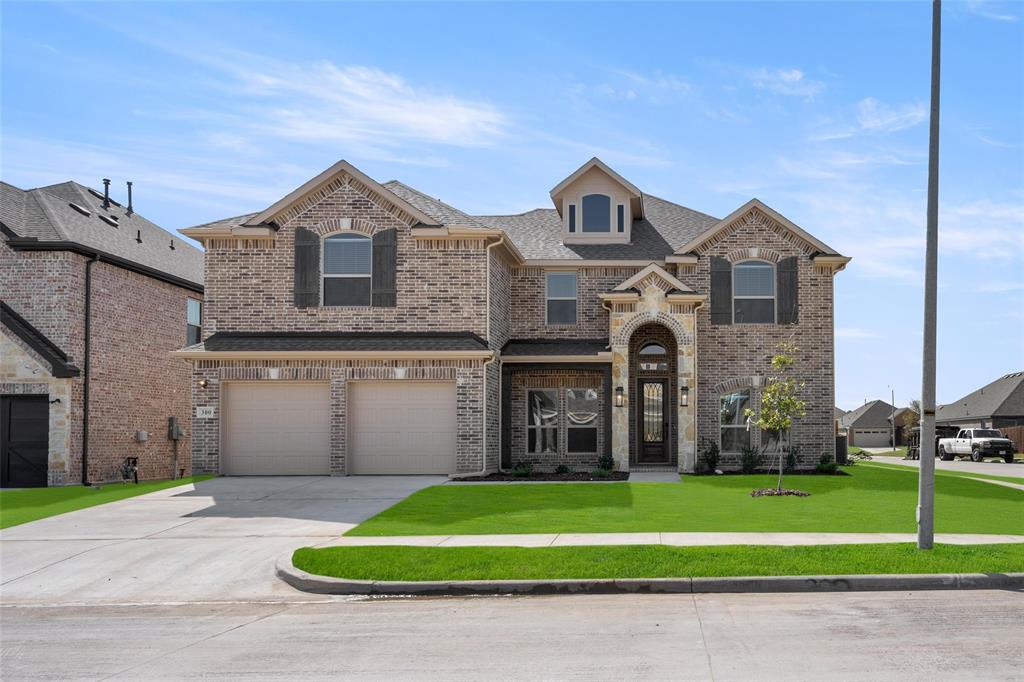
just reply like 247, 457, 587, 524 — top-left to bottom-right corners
1, 395, 49, 488
630, 324, 678, 466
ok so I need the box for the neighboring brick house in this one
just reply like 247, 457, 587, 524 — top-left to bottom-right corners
1, 180, 203, 487
176, 158, 849, 476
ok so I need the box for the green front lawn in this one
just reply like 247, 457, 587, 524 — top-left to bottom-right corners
0, 476, 213, 529
348, 466, 1022, 537
294, 543, 1024, 582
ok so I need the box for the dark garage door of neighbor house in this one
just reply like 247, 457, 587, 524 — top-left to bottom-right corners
1, 396, 49, 488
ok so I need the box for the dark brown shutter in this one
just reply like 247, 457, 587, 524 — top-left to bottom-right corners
293, 227, 320, 308
777, 256, 798, 324
371, 228, 397, 307
710, 256, 732, 325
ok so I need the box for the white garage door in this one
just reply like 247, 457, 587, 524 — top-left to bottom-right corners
349, 382, 456, 475
222, 383, 331, 475
853, 429, 890, 448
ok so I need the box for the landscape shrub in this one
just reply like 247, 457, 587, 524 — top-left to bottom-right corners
816, 453, 838, 475
740, 447, 762, 474
699, 438, 720, 474
784, 445, 800, 473
591, 468, 611, 479
511, 461, 533, 478
554, 464, 571, 475
596, 452, 615, 472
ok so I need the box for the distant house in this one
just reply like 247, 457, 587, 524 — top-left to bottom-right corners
839, 400, 896, 447
2, 179, 203, 487
834, 406, 847, 420
936, 372, 1024, 430
888, 407, 918, 446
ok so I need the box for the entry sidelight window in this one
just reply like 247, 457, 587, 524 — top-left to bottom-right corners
323, 232, 372, 306
545, 271, 577, 325
526, 389, 559, 454
566, 388, 599, 453
720, 389, 751, 452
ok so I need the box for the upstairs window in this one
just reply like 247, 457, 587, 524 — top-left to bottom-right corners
568, 204, 577, 233
545, 271, 577, 325
186, 299, 202, 345
323, 233, 371, 306
581, 194, 611, 232
733, 261, 775, 324
617, 204, 625, 233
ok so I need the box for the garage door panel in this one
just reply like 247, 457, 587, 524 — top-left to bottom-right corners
223, 383, 330, 475
853, 429, 890, 448
349, 382, 456, 475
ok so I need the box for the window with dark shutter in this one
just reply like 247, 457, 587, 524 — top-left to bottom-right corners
733, 261, 775, 323
709, 256, 732, 325
777, 256, 799, 324
293, 227, 320, 308
371, 228, 397, 307
322, 233, 371, 306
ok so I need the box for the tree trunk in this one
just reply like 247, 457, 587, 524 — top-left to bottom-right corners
777, 430, 787, 492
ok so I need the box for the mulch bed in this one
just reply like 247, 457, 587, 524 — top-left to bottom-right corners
750, 487, 812, 497
456, 472, 630, 482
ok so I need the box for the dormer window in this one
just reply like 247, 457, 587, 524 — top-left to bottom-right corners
581, 194, 611, 232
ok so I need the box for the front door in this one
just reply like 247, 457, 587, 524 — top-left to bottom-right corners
638, 379, 669, 463
1, 396, 49, 488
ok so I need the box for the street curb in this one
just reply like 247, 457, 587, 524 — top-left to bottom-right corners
275, 554, 1024, 596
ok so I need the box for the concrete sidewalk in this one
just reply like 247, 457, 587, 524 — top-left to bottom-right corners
324, 531, 1024, 548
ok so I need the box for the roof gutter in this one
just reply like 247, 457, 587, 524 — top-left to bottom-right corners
6, 238, 203, 294
169, 349, 496, 361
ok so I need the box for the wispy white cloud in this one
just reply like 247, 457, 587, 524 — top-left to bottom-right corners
966, 0, 1019, 22
975, 281, 1024, 293
972, 131, 1016, 148
748, 67, 824, 98
856, 97, 927, 133
837, 327, 883, 341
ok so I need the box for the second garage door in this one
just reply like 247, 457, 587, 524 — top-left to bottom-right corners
852, 429, 890, 448
349, 382, 457, 475
222, 383, 331, 475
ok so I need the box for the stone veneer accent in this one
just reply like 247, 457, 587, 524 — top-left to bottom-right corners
509, 369, 605, 471
190, 359, 490, 475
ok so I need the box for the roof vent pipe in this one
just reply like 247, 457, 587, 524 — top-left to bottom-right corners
126, 181, 134, 215
102, 179, 111, 209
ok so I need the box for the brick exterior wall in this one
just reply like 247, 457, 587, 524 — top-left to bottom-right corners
510, 369, 605, 471
510, 266, 640, 339
1, 239, 199, 485
202, 180, 489, 338
190, 359, 489, 475
676, 210, 836, 469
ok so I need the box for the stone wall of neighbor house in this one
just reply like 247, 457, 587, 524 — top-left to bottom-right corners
0, 334, 74, 485
1, 240, 199, 485
509, 369, 605, 471
202, 178, 490, 339
509, 266, 642, 340
190, 358, 491, 476
676, 208, 836, 470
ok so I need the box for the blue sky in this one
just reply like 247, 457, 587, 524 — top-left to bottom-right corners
2, 1, 1022, 410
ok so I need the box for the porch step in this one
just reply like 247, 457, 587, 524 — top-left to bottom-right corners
630, 465, 678, 473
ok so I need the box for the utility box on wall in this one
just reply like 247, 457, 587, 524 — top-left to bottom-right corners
168, 416, 184, 440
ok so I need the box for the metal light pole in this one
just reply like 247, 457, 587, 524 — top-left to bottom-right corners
918, 0, 941, 550
890, 386, 896, 452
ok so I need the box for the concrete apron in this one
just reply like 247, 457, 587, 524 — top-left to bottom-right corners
276, 553, 1024, 596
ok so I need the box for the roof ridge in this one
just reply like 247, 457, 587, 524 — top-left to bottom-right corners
385, 180, 474, 218
24, 191, 67, 240
473, 207, 556, 219
186, 212, 261, 231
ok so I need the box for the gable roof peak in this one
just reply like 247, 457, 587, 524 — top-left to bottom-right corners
549, 157, 642, 200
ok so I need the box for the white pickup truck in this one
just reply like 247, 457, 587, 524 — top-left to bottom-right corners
937, 428, 1016, 463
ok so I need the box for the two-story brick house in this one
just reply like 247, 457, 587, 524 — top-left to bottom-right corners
1, 180, 203, 486
175, 158, 848, 476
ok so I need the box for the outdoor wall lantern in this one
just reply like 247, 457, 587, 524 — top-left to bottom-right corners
680, 380, 689, 407
197, 378, 209, 388
615, 386, 625, 407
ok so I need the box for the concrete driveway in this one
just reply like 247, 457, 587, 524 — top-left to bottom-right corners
0, 475, 443, 605
863, 455, 1023, 478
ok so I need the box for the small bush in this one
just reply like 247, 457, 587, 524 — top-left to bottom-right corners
784, 445, 800, 473
596, 452, 615, 472
699, 438, 720, 474
511, 461, 533, 478
591, 468, 612, 479
554, 464, 571, 475
816, 453, 838, 475
740, 447, 762, 474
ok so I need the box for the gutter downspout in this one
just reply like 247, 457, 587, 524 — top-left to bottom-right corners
81, 254, 99, 486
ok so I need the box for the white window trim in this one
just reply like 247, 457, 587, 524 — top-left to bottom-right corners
526, 387, 560, 455
320, 230, 372, 307
544, 271, 578, 326
720, 389, 752, 453
732, 259, 777, 324
566, 387, 600, 455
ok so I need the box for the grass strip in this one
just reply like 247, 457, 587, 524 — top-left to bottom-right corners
348, 466, 1022, 537
862, 461, 1024, 485
293, 543, 1024, 582
0, 475, 214, 529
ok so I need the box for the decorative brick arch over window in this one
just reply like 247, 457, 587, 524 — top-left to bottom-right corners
725, 246, 784, 264
310, 218, 378, 238
614, 310, 693, 348
712, 376, 760, 395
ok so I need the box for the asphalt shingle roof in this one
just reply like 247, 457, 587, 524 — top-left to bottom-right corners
201, 332, 488, 353
502, 339, 609, 357
936, 372, 1024, 423
839, 400, 897, 430
0, 301, 80, 377
1, 180, 203, 286
382, 181, 488, 228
